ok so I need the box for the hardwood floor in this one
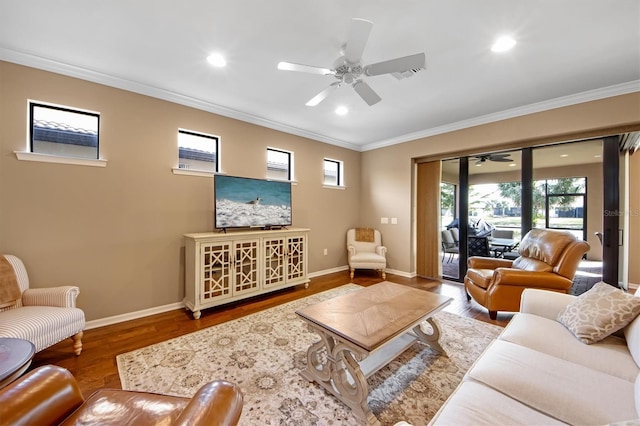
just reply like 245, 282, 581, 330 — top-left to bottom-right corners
30, 271, 512, 397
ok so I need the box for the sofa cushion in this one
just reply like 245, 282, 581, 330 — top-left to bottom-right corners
500, 312, 639, 382
624, 290, 640, 369
557, 282, 640, 344
428, 380, 565, 426
468, 339, 637, 425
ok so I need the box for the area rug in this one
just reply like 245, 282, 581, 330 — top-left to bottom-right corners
117, 284, 502, 425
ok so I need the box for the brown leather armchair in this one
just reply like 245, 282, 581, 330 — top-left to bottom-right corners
0, 365, 244, 425
464, 228, 590, 320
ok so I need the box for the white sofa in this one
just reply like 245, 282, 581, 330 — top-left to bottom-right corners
429, 287, 640, 425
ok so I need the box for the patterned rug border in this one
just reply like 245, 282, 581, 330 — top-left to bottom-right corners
117, 283, 503, 425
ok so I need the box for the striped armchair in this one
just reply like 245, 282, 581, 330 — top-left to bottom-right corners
0, 255, 85, 355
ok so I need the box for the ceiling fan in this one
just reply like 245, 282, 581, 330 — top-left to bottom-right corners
474, 153, 513, 165
277, 18, 426, 107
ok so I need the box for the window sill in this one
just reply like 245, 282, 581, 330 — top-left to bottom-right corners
15, 151, 107, 167
268, 178, 298, 185
172, 168, 214, 178
323, 184, 346, 190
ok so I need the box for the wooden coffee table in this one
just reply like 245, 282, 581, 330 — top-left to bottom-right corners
296, 281, 452, 425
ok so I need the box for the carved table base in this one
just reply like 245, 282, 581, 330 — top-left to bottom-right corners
300, 318, 445, 425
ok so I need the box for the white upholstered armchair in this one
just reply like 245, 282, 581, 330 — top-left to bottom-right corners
347, 228, 387, 280
0, 255, 85, 355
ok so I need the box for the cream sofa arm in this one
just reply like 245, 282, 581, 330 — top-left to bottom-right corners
376, 246, 387, 256
22, 286, 80, 308
347, 245, 356, 257
520, 288, 576, 320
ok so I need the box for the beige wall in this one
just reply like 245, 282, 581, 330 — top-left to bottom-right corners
2, 60, 639, 322
0, 62, 360, 321
361, 93, 640, 275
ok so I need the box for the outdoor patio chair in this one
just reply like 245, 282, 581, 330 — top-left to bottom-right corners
441, 229, 459, 263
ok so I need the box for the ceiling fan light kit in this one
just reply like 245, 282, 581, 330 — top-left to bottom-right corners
278, 18, 426, 107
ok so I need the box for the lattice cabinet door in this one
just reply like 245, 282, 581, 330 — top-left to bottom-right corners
200, 242, 232, 303
287, 235, 306, 281
263, 237, 286, 288
233, 239, 260, 295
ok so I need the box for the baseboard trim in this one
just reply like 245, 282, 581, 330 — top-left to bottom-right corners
385, 268, 416, 278
86, 265, 416, 330
308, 265, 415, 279
308, 265, 349, 278
85, 302, 185, 330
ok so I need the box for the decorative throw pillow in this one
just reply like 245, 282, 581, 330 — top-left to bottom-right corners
557, 281, 640, 344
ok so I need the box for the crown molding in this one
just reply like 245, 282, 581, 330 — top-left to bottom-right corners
0, 47, 361, 151
2, 47, 637, 154
361, 80, 640, 151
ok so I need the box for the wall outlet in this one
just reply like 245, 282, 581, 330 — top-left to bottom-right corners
323, 248, 328, 255
381, 217, 389, 224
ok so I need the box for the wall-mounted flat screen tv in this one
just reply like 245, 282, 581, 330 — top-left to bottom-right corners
214, 175, 292, 230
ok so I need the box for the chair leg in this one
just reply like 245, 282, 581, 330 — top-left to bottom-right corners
350, 269, 354, 279
489, 311, 497, 320
72, 331, 83, 356
381, 270, 386, 280
465, 291, 471, 301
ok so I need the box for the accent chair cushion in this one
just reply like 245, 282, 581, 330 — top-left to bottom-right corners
466, 269, 493, 290
512, 257, 553, 272
349, 252, 385, 269
0, 306, 85, 352
0, 256, 21, 309
557, 282, 640, 344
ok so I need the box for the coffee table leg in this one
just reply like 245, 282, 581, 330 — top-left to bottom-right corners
413, 317, 445, 354
300, 325, 379, 425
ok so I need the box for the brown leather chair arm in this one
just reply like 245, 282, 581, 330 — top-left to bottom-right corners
173, 380, 244, 426
0, 365, 85, 426
491, 268, 571, 291
467, 256, 513, 269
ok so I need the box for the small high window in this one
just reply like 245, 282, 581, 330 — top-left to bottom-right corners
323, 158, 343, 186
267, 148, 292, 180
178, 129, 219, 173
30, 102, 100, 160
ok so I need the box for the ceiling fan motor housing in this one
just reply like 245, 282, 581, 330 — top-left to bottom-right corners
335, 62, 363, 84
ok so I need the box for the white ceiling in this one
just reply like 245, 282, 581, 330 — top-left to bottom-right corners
1, 1, 638, 151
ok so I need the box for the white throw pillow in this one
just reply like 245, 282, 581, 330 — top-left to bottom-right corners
557, 282, 640, 344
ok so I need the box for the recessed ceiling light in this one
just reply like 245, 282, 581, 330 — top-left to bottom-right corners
475, 163, 482, 167
509, 163, 516, 167
491, 36, 516, 53
206, 53, 226, 67
560, 154, 569, 158
594, 154, 602, 158
335, 106, 348, 116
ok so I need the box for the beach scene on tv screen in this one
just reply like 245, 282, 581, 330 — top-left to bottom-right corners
215, 176, 292, 228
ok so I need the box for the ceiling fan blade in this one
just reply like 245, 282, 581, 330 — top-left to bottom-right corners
277, 62, 334, 75
344, 18, 373, 64
352, 80, 381, 106
305, 82, 340, 106
491, 157, 513, 162
364, 53, 426, 76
